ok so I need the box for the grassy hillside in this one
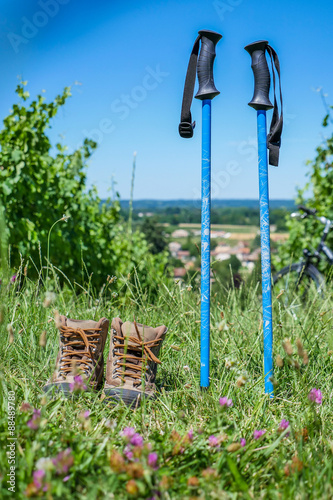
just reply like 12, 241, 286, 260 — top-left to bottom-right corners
0, 273, 332, 499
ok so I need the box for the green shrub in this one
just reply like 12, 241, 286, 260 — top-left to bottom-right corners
277, 111, 333, 275
0, 82, 168, 291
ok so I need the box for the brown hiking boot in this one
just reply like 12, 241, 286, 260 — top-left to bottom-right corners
43, 315, 109, 396
104, 318, 167, 407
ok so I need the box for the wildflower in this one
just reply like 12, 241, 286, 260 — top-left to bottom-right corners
236, 375, 247, 387
159, 475, 172, 490
79, 410, 90, 420
202, 467, 218, 479
35, 457, 54, 472
208, 435, 219, 447
240, 438, 246, 447
110, 450, 126, 472
219, 396, 233, 408
69, 375, 87, 392
147, 494, 161, 500
27, 409, 41, 430
218, 320, 229, 331
225, 359, 236, 369
20, 402, 32, 412
187, 476, 199, 487
130, 433, 143, 447
126, 462, 144, 479
121, 427, 136, 440
52, 448, 74, 475
253, 429, 266, 440
187, 429, 194, 441
61, 214, 70, 222
31, 475, 49, 493
63, 475, 70, 482
104, 419, 117, 430
124, 445, 134, 461
10, 274, 17, 283
33, 469, 45, 489
126, 479, 139, 496
279, 419, 290, 431
308, 388, 322, 404
147, 452, 158, 469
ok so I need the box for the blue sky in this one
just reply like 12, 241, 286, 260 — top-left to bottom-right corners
0, 0, 332, 200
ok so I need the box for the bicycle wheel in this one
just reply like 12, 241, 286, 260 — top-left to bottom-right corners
273, 262, 325, 310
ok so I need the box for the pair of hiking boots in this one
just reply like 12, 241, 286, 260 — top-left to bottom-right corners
43, 315, 167, 407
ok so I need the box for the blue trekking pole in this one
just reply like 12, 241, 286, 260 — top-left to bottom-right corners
179, 30, 222, 388
245, 41, 283, 397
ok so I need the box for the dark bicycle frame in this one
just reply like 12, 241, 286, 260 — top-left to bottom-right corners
287, 207, 332, 289
300, 213, 333, 268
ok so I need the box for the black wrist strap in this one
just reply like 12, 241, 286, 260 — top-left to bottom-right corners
179, 35, 201, 138
266, 45, 283, 166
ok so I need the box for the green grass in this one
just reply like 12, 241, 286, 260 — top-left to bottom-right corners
0, 271, 333, 499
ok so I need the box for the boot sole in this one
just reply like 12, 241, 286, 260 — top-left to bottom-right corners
103, 388, 154, 408
43, 383, 94, 398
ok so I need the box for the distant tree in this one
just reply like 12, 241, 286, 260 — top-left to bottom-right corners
181, 236, 200, 257
140, 217, 167, 255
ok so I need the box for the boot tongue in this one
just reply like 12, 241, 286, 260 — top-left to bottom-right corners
121, 321, 157, 344
66, 318, 100, 331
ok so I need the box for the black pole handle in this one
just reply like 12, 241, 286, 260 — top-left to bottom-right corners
244, 40, 273, 111
195, 30, 222, 101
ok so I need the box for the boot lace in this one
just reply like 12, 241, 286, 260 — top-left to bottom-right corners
59, 326, 101, 376
113, 324, 162, 385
